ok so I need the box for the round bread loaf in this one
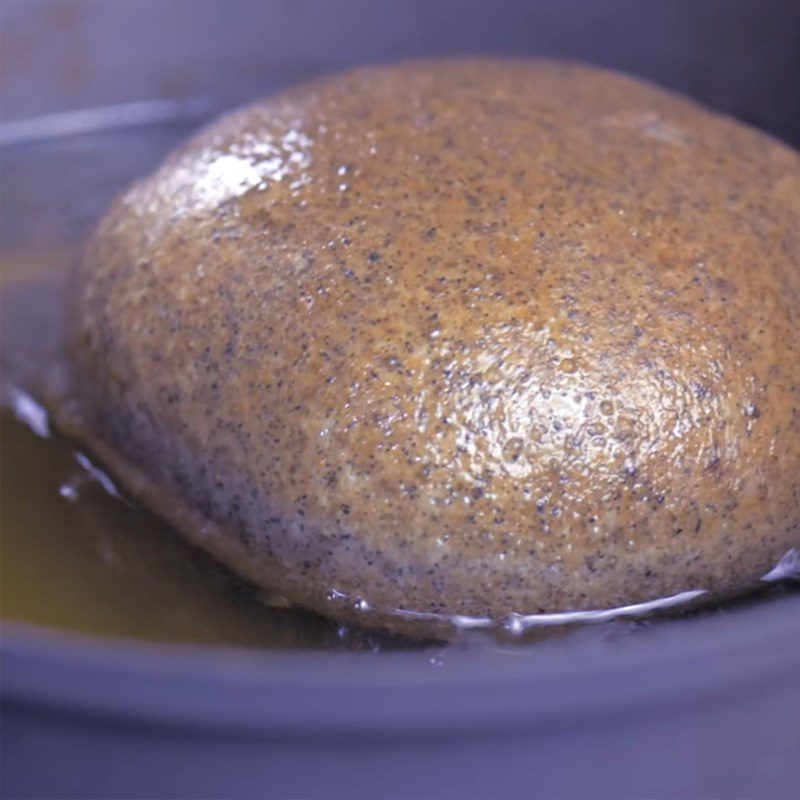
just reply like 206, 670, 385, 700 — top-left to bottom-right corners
67, 59, 800, 635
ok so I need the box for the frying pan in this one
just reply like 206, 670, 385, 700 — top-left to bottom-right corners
2, 2, 799, 798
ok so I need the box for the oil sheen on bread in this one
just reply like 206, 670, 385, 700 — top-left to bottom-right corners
65, 59, 800, 635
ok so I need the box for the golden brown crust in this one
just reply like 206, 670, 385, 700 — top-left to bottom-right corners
68, 58, 800, 633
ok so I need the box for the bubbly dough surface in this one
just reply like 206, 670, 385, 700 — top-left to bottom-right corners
69, 59, 800, 633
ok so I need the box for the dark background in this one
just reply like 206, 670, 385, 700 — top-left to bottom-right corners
2, 0, 800, 147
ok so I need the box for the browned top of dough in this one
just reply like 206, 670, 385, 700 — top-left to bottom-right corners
69, 59, 800, 633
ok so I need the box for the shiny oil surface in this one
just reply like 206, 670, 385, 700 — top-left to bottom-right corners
1, 408, 329, 647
